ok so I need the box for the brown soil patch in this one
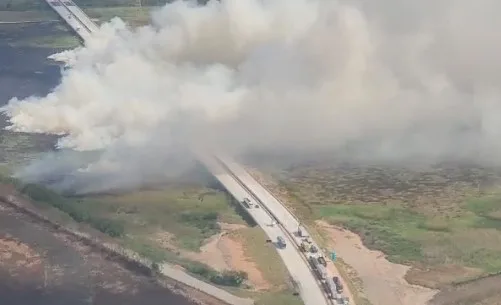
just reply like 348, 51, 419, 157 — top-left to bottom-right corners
317, 221, 438, 305
183, 233, 230, 271
406, 265, 484, 289
430, 273, 501, 305
151, 223, 270, 290
150, 222, 249, 273
151, 231, 177, 252
218, 222, 247, 231
101, 279, 135, 294
219, 234, 270, 291
0, 235, 42, 271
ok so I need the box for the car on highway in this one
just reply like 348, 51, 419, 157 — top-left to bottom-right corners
317, 256, 327, 266
276, 236, 287, 249
242, 197, 251, 208
333, 276, 343, 293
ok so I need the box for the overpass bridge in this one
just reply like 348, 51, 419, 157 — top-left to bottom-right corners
38, 2, 353, 304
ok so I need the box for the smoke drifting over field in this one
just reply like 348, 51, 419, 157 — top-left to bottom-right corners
2, 0, 501, 193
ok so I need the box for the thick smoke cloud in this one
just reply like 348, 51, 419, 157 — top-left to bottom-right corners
2, 0, 501, 193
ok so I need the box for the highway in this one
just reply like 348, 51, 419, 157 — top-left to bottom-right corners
43, 0, 97, 42
213, 152, 353, 302
40, 1, 351, 304
197, 152, 330, 305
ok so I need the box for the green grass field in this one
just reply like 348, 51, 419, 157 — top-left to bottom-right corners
230, 227, 289, 289
88, 187, 245, 251
9, 33, 81, 48
85, 7, 155, 26
316, 200, 501, 273
248, 159, 501, 291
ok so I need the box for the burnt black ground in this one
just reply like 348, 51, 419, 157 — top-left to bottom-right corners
0, 202, 197, 305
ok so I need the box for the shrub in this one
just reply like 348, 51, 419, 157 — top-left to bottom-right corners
179, 211, 220, 237
89, 217, 124, 237
185, 262, 247, 287
20, 183, 124, 237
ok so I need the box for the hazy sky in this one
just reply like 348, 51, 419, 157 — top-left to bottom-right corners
2, 0, 501, 193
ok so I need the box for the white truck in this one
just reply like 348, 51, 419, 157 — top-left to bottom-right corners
277, 236, 287, 249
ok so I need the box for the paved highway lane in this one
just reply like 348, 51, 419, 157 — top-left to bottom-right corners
43, 0, 95, 41
59, 0, 100, 32
214, 153, 355, 305
199, 153, 329, 305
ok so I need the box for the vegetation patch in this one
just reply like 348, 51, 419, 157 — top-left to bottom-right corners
254, 291, 304, 305
179, 210, 220, 240
186, 262, 248, 287
417, 217, 452, 232
247, 157, 501, 289
20, 183, 126, 237
230, 227, 289, 289
317, 204, 425, 264
89, 187, 245, 251
9, 34, 80, 48
84, 7, 155, 26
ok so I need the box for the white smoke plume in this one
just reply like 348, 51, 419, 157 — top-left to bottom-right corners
2, 0, 501, 193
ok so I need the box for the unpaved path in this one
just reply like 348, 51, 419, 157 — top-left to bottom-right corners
317, 221, 438, 305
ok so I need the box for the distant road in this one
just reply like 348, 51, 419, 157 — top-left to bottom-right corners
198, 152, 331, 305
42, 0, 96, 41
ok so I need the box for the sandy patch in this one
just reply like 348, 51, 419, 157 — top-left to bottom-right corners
100, 279, 137, 294
317, 221, 438, 305
183, 232, 230, 271
219, 234, 270, 291
156, 225, 271, 290
151, 231, 178, 252
219, 222, 247, 231
0, 235, 41, 269
150, 222, 250, 274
